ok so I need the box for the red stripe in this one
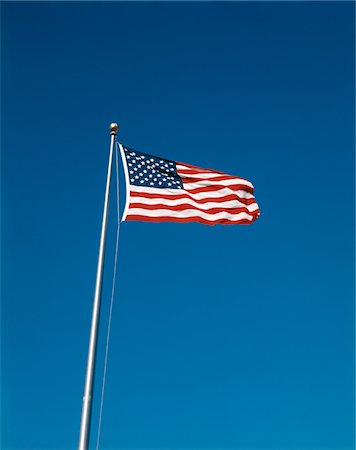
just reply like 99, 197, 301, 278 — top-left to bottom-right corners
130, 190, 256, 205
129, 203, 259, 216
177, 167, 254, 187
126, 214, 259, 226
180, 175, 245, 183
177, 162, 253, 186
184, 184, 254, 194
177, 168, 223, 176
178, 169, 211, 175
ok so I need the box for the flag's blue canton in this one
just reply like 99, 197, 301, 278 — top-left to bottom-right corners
123, 147, 183, 190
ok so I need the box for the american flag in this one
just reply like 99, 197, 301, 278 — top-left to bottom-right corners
119, 144, 260, 225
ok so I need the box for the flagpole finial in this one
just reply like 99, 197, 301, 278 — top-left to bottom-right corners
110, 123, 119, 135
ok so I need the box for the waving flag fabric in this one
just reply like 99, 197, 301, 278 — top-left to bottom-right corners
119, 144, 260, 225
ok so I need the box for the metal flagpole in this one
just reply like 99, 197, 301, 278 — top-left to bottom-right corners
78, 123, 119, 450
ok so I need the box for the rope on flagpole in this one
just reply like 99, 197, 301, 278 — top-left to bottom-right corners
95, 141, 121, 450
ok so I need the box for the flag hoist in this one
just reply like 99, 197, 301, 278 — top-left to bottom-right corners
78, 123, 119, 450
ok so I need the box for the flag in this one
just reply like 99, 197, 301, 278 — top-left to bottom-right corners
119, 144, 260, 225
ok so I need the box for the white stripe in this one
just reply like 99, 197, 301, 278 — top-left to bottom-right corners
130, 185, 255, 200
127, 208, 256, 222
130, 196, 259, 212
183, 178, 253, 189
118, 143, 130, 222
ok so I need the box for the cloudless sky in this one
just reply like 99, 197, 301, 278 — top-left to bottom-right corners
1, 2, 355, 450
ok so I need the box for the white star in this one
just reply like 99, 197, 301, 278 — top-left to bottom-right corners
150, 182, 154, 186
132, 159, 136, 163
168, 183, 172, 186
128, 163, 132, 167
158, 181, 162, 185
130, 171, 133, 174
130, 178, 134, 182
143, 170, 147, 173
140, 180, 144, 184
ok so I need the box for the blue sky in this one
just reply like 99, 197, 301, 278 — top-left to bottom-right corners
1, 2, 355, 449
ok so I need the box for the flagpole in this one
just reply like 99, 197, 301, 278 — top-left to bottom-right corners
78, 123, 119, 450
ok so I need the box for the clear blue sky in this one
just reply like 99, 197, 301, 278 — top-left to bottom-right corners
1, 2, 355, 449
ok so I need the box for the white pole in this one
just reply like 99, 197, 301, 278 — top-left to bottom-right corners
78, 123, 119, 450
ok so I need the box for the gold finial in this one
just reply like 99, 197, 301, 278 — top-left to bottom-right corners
110, 123, 119, 135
